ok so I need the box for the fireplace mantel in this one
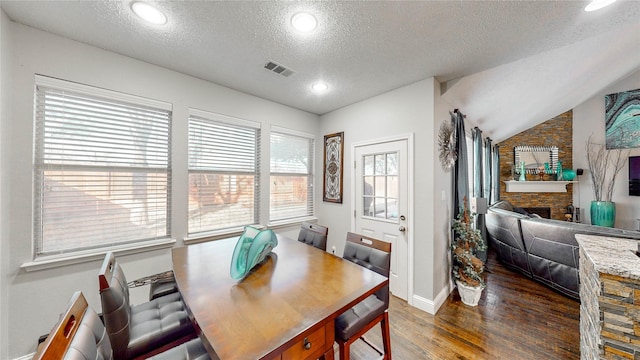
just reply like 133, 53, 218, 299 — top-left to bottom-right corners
503, 180, 577, 193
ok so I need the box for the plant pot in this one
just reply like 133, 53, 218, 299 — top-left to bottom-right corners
590, 201, 616, 228
456, 280, 484, 306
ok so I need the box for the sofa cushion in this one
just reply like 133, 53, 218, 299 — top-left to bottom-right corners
486, 207, 531, 276
491, 200, 514, 212
520, 217, 640, 299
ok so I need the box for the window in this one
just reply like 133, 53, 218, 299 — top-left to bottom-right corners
362, 152, 398, 220
33, 76, 171, 257
188, 110, 260, 234
270, 128, 314, 222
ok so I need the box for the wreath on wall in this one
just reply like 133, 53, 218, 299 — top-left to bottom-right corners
438, 120, 457, 171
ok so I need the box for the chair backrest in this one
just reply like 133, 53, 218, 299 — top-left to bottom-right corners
33, 291, 113, 360
98, 252, 132, 360
343, 232, 391, 307
297, 222, 329, 251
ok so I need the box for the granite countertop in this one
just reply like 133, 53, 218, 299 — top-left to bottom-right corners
576, 234, 640, 281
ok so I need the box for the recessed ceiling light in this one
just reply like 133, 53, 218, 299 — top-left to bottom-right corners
584, 0, 616, 12
311, 82, 328, 93
131, 1, 167, 25
291, 12, 317, 32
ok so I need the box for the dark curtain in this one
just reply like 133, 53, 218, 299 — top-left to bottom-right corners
484, 137, 492, 202
492, 145, 500, 204
472, 127, 487, 262
451, 110, 469, 221
472, 127, 483, 200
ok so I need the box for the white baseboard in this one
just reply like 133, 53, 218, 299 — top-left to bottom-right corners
411, 281, 454, 315
14, 353, 34, 360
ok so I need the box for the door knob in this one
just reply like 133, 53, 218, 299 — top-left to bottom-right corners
399, 226, 406, 232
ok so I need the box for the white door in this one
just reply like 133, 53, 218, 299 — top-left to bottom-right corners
354, 139, 409, 301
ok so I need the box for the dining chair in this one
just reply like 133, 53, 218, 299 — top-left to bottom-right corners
98, 252, 196, 359
148, 276, 178, 300
335, 232, 392, 360
127, 269, 178, 301
33, 291, 210, 360
33, 291, 113, 360
297, 222, 329, 251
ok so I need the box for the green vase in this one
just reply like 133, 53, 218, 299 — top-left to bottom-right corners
590, 201, 615, 227
562, 169, 576, 181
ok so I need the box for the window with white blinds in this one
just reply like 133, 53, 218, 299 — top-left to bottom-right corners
188, 110, 260, 234
270, 129, 314, 222
33, 76, 172, 257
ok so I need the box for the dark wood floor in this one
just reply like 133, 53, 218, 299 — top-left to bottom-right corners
347, 250, 580, 359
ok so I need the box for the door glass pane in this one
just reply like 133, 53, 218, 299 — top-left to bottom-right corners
375, 154, 385, 175
363, 176, 374, 216
361, 151, 400, 221
374, 198, 386, 219
364, 155, 374, 175
374, 176, 386, 197
386, 153, 398, 175
387, 198, 398, 220
387, 175, 398, 198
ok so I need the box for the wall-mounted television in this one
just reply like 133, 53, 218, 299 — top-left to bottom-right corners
630, 156, 640, 196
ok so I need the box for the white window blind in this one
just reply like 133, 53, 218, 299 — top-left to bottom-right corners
188, 111, 260, 234
33, 76, 172, 257
270, 129, 314, 221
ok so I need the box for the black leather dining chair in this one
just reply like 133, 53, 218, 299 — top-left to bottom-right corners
34, 291, 113, 360
127, 269, 179, 301
34, 291, 210, 360
335, 232, 392, 360
297, 221, 329, 251
98, 252, 197, 359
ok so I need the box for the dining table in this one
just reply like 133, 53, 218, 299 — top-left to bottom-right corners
172, 234, 389, 360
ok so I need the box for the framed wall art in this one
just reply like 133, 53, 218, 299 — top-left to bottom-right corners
605, 88, 640, 149
323, 132, 344, 203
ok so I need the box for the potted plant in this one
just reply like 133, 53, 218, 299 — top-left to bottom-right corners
451, 201, 487, 306
585, 136, 628, 227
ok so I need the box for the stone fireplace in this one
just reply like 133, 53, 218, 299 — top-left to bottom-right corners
497, 111, 573, 221
521, 207, 551, 219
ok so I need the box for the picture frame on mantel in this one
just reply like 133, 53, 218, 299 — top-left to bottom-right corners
323, 132, 344, 203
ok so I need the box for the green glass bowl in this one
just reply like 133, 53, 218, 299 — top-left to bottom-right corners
230, 226, 278, 280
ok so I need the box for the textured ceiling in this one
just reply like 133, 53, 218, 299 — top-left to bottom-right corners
443, 21, 640, 142
1, 0, 640, 118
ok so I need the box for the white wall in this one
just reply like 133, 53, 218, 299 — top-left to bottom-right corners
318, 78, 452, 313
433, 79, 455, 308
573, 69, 640, 230
2, 21, 319, 359
0, 8, 12, 360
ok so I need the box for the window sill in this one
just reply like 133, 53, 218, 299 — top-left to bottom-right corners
184, 218, 317, 245
21, 238, 176, 272
183, 226, 266, 245
268, 216, 318, 230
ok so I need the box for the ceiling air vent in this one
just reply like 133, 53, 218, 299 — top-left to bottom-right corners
264, 60, 295, 77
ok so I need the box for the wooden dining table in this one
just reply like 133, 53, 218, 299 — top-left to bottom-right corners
172, 235, 389, 360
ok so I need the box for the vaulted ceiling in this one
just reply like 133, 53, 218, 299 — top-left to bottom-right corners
1, 0, 639, 141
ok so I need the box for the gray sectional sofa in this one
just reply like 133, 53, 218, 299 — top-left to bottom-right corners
486, 200, 640, 300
